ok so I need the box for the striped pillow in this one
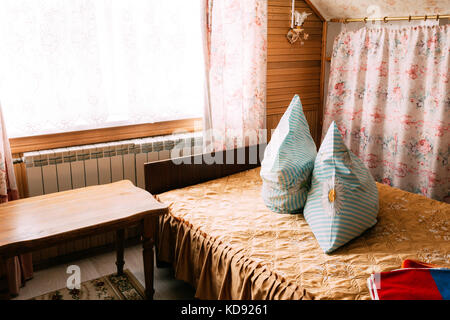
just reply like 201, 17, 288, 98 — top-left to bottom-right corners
260, 95, 317, 213
304, 121, 378, 253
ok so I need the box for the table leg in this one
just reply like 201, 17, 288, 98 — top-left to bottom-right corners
142, 217, 155, 300
115, 229, 125, 276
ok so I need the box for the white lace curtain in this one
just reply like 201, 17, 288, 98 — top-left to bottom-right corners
0, 0, 205, 138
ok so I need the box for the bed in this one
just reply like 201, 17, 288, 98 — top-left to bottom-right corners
145, 145, 450, 300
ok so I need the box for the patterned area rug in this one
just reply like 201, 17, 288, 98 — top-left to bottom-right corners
31, 270, 145, 300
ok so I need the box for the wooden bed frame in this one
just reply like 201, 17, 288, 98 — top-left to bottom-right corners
144, 143, 266, 269
144, 144, 266, 195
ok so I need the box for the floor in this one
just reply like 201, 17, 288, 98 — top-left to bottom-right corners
14, 244, 196, 300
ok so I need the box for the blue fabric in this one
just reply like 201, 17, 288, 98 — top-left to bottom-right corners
260, 95, 317, 213
430, 269, 450, 300
303, 121, 379, 253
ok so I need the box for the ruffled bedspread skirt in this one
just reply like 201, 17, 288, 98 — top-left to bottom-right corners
157, 213, 310, 299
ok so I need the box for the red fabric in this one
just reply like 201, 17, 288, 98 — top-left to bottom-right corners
377, 269, 442, 300
402, 259, 441, 269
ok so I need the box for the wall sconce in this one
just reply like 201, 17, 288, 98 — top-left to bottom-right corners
286, 0, 311, 45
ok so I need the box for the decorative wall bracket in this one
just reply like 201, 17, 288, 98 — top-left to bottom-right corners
287, 0, 311, 45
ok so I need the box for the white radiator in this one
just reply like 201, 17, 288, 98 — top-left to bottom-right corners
24, 132, 203, 197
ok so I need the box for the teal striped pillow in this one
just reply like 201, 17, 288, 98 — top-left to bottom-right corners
260, 95, 317, 213
304, 121, 378, 253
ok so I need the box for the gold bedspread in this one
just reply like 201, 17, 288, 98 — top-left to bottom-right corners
156, 168, 450, 300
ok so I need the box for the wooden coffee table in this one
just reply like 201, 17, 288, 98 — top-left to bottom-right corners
0, 180, 168, 300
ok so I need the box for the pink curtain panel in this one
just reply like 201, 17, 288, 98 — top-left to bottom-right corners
0, 104, 33, 296
323, 25, 449, 202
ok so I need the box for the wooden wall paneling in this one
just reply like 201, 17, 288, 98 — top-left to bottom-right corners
304, 110, 318, 142
266, 114, 282, 141
317, 21, 328, 144
267, 104, 319, 115
267, 72, 321, 83
266, 0, 324, 144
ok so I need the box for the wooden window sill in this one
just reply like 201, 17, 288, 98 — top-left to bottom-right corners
10, 117, 202, 155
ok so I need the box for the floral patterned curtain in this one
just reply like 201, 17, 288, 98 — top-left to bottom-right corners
323, 25, 449, 202
203, 0, 267, 151
0, 104, 33, 296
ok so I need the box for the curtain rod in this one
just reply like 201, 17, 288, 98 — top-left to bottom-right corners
330, 14, 450, 24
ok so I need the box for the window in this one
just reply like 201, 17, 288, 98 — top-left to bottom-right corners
0, 0, 205, 138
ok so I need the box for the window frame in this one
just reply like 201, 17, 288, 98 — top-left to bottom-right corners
10, 117, 202, 155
